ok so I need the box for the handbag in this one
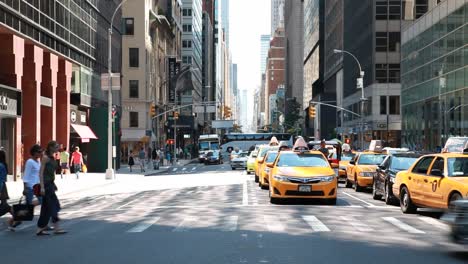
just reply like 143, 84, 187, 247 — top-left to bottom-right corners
12, 196, 34, 221
82, 164, 88, 173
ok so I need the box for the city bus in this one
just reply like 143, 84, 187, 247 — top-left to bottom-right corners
220, 133, 292, 158
198, 134, 220, 162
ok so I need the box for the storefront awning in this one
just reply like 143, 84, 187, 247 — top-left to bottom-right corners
71, 124, 98, 140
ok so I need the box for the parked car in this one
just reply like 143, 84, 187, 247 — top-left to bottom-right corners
231, 151, 249, 170
372, 152, 422, 205
205, 150, 223, 165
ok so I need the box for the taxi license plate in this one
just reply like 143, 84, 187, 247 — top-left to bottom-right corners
298, 185, 311, 192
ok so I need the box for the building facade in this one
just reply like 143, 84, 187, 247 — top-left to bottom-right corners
202, 9, 214, 133
264, 28, 285, 125
260, 34, 271, 74
338, 0, 432, 149
0, 0, 123, 176
401, 0, 467, 151
284, 0, 304, 110
271, 0, 285, 34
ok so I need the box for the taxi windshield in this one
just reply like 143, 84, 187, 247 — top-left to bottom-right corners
341, 153, 355, 161
447, 157, 468, 177
277, 153, 329, 167
358, 154, 386, 165
258, 148, 269, 158
390, 157, 419, 171
265, 152, 279, 163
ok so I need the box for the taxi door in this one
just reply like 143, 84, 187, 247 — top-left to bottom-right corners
346, 154, 358, 181
422, 157, 449, 208
407, 156, 435, 204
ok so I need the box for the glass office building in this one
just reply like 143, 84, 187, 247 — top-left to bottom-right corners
401, 1, 468, 151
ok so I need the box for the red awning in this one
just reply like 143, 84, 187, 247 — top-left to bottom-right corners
71, 124, 98, 140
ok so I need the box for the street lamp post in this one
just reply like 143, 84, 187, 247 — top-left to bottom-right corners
106, 0, 128, 180
334, 49, 365, 150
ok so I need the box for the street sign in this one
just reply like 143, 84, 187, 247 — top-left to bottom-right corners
101, 73, 121, 90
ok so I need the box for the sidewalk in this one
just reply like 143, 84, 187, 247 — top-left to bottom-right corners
5, 159, 196, 201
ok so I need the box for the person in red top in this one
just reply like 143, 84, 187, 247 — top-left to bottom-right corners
70, 147, 83, 179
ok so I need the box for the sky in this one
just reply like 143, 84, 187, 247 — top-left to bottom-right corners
230, 0, 271, 131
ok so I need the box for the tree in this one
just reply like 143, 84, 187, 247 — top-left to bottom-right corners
232, 124, 243, 133
283, 99, 303, 135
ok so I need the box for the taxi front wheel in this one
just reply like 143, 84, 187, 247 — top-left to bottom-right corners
400, 186, 417, 214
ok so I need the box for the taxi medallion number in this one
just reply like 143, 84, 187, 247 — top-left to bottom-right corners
298, 185, 312, 192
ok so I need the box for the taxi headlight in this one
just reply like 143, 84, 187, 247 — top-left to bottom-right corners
318, 176, 335, 182
273, 175, 289, 182
359, 172, 375, 177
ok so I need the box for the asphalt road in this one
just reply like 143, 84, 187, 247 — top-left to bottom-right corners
1, 163, 467, 264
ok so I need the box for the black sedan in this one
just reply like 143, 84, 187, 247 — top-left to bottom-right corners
204, 150, 223, 165
372, 152, 422, 205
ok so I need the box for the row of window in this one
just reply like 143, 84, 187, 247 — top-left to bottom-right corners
376, 0, 428, 20
376, 32, 401, 52
343, 95, 401, 122
375, 64, 401, 83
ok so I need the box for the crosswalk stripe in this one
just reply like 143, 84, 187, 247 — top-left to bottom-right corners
172, 168, 178, 172
173, 216, 197, 232
418, 217, 450, 231
264, 215, 284, 232
340, 216, 373, 232
382, 217, 425, 234
182, 168, 186, 171
221, 216, 238, 232
127, 217, 160, 233
302, 215, 330, 232
192, 167, 196, 171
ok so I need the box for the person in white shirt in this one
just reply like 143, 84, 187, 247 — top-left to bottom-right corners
23, 144, 43, 205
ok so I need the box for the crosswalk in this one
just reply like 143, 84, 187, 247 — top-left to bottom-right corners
2, 210, 449, 238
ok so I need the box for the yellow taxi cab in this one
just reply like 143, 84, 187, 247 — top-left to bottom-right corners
246, 151, 258, 175
267, 137, 339, 204
254, 137, 279, 182
393, 153, 468, 214
339, 151, 356, 183
345, 141, 387, 192
258, 150, 279, 189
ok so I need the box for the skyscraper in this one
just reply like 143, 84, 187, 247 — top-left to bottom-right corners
271, 0, 285, 34
221, 0, 230, 48
260, 35, 271, 74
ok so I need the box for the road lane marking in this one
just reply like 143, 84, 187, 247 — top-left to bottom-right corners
418, 217, 450, 231
382, 217, 425, 234
221, 216, 238, 232
173, 216, 197, 232
127, 217, 160, 233
340, 216, 374, 232
242, 181, 248, 206
264, 215, 285, 232
341, 191, 375, 207
302, 215, 330, 232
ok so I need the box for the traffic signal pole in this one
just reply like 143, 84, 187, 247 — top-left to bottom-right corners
173, 114, 177, 165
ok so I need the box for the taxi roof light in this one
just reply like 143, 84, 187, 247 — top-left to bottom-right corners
269, 136, 279, 146
292, 137, 309, 152
368, 140, 383, 153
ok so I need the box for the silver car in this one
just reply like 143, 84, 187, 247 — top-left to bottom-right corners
231, 152, 249, 170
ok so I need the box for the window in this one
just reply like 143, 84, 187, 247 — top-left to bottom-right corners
129, 80, 139, 98
388, 1, 401, 20
380, 96, 387, 115
376, 32, 387, 52
129, 48, 139, 67
389, 96, 400, 115
123, 18, 134, 35
388, 32, 401, 52
376, 1, 388, 20
271, 76, 274, 81
183, 24, 192, 32
183, 8, 192, 16
388, 64, 400, 83
376, 64, 388, 83
182, 40, 192, 48
412, 156, 435, 174
430, 157, 445, 176
129, 112, 139, 127
182, 56, 192, 64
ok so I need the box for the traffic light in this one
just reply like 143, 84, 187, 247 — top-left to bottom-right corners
308, 105, 316, 118
345, 138, 351, 144
150, 103, 156, 117
174, 111, 179, 120
166, 139, 174, 145
223, 106, 231, 118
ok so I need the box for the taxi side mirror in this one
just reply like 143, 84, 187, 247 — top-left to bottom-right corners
331, 163, 339, 169
350, 161, 356, 165
266, 163, 274, 168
